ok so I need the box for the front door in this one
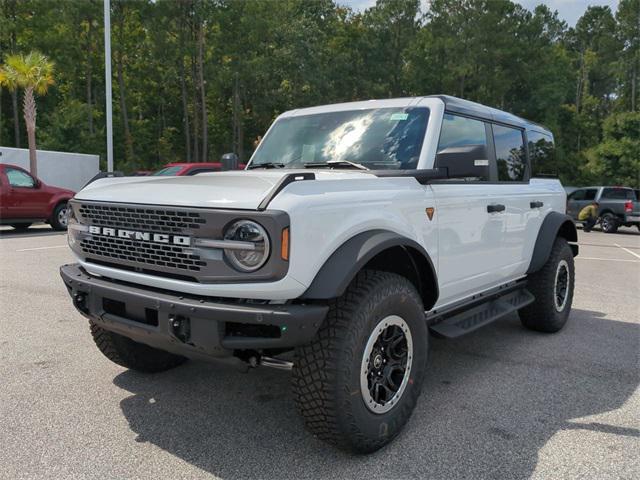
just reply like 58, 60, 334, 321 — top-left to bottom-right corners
567, 188, 598, 220
429, 113, 510, 307
4, 167, 46, 218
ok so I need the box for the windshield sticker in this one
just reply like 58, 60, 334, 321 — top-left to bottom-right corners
390, 113, 409, 121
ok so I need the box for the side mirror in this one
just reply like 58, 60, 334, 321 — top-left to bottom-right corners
435, 144, 489, 180
34, 179, 41, 188
221, 152, 239, 171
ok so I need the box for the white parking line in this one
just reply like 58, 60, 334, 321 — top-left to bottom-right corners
614, 243, 640, 260
16, 245, 68, 252
577, 257, 639, 263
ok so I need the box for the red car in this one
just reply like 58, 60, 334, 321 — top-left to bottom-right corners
151, 161, 246, 176
0, 164, 75, 231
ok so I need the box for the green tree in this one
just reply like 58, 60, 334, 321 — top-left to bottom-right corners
585, 112, 640, 187
1, 51, 54, 176
616, 0, 640, 111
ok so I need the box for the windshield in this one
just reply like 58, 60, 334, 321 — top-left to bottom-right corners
250, 107, 429, 170
152, 166, 183, 176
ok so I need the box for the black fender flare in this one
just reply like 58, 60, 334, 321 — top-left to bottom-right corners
527, 212, 578, 274
301, 229, 438, 304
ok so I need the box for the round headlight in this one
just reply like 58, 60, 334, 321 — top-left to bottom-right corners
223, 220, 270, 272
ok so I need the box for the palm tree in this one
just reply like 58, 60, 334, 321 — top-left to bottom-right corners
1, 52, 54, 177
0, 64, 21, 147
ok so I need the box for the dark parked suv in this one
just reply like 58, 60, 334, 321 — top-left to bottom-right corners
566, 186, 640, 233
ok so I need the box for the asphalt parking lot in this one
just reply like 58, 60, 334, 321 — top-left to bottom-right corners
0, 224, 638, 480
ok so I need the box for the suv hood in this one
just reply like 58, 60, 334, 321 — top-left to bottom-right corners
75, 170, 369, 210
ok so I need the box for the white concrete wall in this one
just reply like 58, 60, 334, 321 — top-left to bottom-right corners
0, 147, 100, 192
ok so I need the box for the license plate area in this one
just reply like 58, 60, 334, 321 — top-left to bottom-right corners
102, 297, 159, 326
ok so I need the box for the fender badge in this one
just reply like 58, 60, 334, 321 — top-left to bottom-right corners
426, 207, 435, 221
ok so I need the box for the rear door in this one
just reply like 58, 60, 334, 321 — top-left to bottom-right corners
489, 124, 546, 278
430, 113, 509, 305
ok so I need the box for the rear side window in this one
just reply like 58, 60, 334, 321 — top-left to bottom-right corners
438, 114, 488, 151
528, 130, 555, 176
601, 188, 635, 200
493, 125, 527, 182
6, 168, 36, 187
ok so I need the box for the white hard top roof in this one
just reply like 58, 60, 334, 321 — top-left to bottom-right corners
279, 97, 442, 117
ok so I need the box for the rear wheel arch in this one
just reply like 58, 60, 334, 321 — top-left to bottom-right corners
599, 209, 617, 218
527, 212, 578, 274
301, 230, 438, 310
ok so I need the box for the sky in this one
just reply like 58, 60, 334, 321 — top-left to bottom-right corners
340, 0, 620, 27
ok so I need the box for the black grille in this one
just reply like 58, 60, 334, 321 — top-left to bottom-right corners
80, 236, 206, 272
78, 203, 206, 234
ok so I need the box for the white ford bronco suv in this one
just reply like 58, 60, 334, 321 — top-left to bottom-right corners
61, 95, 578, 453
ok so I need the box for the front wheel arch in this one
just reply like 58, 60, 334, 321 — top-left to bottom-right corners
300, 230, 438, 310
50, 200, 70, 230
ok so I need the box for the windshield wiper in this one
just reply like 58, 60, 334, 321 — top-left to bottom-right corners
247, 162, 286, 170
304, 160, 370, 171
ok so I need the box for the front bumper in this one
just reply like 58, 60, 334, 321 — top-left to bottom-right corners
60, 263, 328, 361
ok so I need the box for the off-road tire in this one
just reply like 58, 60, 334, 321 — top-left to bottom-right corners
90, 322, 187, 373
292, 270, 428, 453
520, 237, 575, 333
601, 213, 618, 233
50, 202, 69, 231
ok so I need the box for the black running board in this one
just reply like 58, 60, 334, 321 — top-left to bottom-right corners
428, 289, 534, 338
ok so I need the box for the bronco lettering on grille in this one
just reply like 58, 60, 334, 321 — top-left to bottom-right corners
88, 225, 191, 246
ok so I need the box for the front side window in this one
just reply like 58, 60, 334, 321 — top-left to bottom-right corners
437, 113, 488, 151
6, 168, 35, 187
250, 107, 429, 170
569, 190, 585, 201
436, 114, 489, 181
494, 125, 527, 182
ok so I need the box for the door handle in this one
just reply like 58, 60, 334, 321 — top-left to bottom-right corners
530, 201, 544, 209
487, 204, 506, 213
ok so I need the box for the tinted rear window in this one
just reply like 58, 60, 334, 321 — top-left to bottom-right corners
528, 130, 555, 176
494, 125, 527, 182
